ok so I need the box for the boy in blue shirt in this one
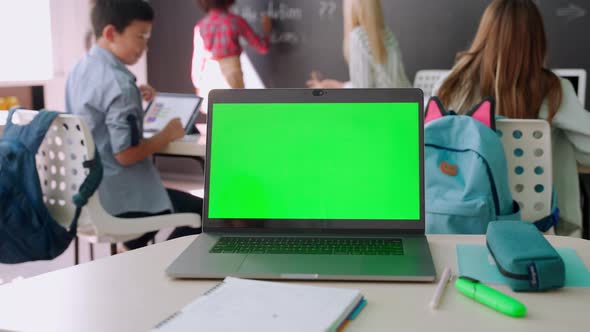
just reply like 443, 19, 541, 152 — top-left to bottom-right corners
66, 0, 201, 250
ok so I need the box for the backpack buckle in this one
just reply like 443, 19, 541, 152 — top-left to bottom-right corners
82, 159, 95, 168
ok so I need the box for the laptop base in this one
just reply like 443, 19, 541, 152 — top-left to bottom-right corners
166, 233, 436, 281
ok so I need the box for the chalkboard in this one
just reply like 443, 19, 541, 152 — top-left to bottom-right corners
148, 0, 590, 105
229, 0, 346, 87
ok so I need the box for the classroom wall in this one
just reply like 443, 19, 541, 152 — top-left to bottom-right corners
0, 0, 80, 110
0, 87, 33, 109
41, 0, 89, 111
147, 0, 590, 106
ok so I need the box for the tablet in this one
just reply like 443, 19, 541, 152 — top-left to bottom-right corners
143, 93, 203, 134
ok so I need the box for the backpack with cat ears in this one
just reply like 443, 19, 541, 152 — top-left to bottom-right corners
425, 96, 496, 131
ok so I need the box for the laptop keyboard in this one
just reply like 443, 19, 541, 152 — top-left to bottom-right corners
209, 237, 404, 255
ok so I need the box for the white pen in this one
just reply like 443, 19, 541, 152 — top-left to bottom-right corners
429, 267, 452, 309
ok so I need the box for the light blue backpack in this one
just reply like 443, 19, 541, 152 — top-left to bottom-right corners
424, 97, 520, 234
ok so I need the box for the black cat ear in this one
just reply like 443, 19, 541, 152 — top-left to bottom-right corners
465, 97, 496, 130
425, 97, 447, 124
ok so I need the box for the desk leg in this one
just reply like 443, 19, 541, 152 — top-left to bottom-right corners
580, 174, 590, 240
89, 243, 95, 261
74, 236, 79, 265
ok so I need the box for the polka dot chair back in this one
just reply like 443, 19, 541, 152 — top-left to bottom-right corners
496, 119, 553, 230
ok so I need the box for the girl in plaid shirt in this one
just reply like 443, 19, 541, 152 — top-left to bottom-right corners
192, 0, 271, 110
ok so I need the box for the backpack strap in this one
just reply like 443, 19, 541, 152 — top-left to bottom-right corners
533, 191, 559, 233
3, 108, 59, 153
67, 147, 104, 236
3, 106, 20, 129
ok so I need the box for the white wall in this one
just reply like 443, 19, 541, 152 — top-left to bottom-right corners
0, 0, 53, 83
44, 0, 148, 111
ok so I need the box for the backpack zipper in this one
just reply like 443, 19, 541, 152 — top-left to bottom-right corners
425, 144, 500, 216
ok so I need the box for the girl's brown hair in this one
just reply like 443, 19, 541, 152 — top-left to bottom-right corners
437, 0, 562, 122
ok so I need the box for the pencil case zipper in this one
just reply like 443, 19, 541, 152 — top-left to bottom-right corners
485, 241, 529, 280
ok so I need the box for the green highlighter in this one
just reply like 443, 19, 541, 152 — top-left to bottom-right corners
455, 276, 527, 317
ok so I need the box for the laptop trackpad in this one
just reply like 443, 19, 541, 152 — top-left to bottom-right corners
238, 255, 365, 275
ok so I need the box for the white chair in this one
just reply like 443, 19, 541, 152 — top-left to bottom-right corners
552, 68, 586, 107
413, 69, 450, 101
496, 119, 554, 233
15, 110, 201, 261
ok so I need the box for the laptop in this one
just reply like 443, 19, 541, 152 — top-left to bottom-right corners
143, 92, 203, 138
166, 88, 436, 281
553, 68, 587, 107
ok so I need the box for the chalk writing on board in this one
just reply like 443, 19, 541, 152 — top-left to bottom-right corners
232, 1, 338, 46
233, 5, 258, 22
556, 3, 586, 22
266, 2, 303, 20
232, 2, 303, 45
269, 31, 301, 44
232, 2, 303, 22
319, 1, 337, 17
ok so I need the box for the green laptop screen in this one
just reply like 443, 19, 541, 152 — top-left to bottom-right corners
208, 102, 420, 220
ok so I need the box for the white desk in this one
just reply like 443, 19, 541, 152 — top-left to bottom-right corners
0, 235, 588, 332
157, 135, 206, 157
155, 123, 207, 157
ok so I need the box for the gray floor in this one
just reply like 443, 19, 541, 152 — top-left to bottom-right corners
0, 156, 204, 286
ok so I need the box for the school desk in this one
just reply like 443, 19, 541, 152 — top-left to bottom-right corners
0, 235, 588, 332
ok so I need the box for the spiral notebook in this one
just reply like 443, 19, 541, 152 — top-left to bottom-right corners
152, 277, 366, 332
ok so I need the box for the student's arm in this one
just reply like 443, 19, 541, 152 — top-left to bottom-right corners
105, 93, 184, 167
114, 119, 184, 166
305, 71, 345, 88
348, 30, 372, 88
549, 79, 590, 166
237, 16, 269, 54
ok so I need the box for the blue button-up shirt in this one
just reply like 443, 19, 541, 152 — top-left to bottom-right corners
65, 45, 172, 216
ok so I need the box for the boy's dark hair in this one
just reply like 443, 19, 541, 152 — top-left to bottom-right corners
91, 0, 154, 38
197, 0, 236, 12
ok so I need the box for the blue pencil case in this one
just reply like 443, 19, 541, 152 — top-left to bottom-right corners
486, 221, 565, 292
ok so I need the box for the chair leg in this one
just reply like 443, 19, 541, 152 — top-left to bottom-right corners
110, 243, 117, 255
74, 236, 79, 265
580, 174, 590, 240
89, 243, 95, 261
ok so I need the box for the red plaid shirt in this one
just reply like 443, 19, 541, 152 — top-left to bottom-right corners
196, 9, 269, 60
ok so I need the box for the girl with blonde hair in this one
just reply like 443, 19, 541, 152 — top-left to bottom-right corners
436, 0, 590, 236
307, 0, 410, 88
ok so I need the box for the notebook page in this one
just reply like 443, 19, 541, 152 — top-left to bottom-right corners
153, 277, 362, 332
